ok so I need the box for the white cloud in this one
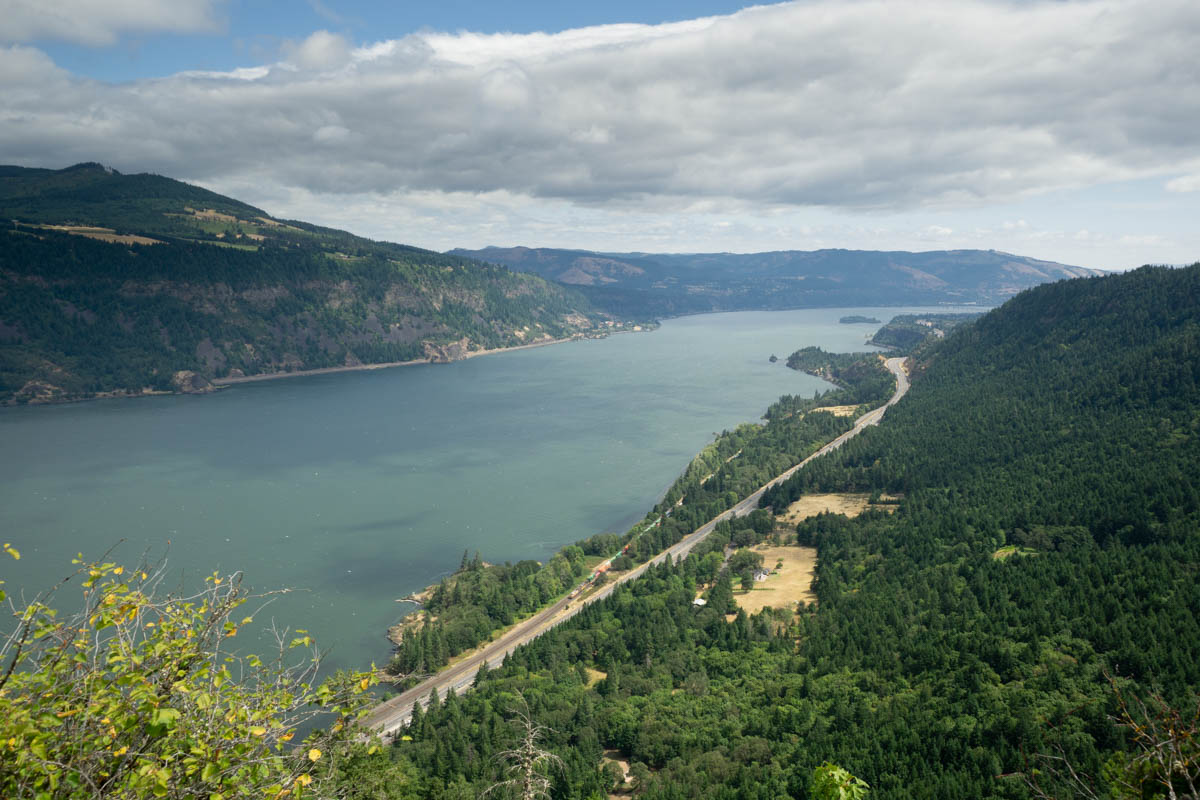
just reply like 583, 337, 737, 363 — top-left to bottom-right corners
282, 30, 352, 71
0, 0, 221, 46
1166, 174, 1200, 193
0, 44, 67, 85
2, 0, 1198, 268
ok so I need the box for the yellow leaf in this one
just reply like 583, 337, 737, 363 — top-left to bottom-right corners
307, 748, 322, 762
295, 774, 313, 787
249, 726, 267, 736
359, 677, 370, 691
113, 566, 124, 575
113, 746, 128, 756
3, 544, 19, 560
280, 731, 294, 742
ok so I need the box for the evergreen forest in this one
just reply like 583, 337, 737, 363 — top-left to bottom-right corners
375, 264, 1200, 798
4, 263, 1199, 799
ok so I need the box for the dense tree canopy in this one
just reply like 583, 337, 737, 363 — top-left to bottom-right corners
7, 264, 1198, 798
380, 265, 1200, 799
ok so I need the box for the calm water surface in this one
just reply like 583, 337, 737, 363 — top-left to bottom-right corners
0, 307, 968, 671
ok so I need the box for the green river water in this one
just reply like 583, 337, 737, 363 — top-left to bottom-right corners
0, 307, 969, 673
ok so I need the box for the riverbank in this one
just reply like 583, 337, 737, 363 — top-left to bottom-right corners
211, 331, 632, 386
4, 307, 941, 691
6, 331, 631, 406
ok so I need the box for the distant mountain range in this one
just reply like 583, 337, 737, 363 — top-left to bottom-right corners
450, 246, 1100, 315
0, 162, 1103, 404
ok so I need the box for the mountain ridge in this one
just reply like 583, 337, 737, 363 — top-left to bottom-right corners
0, 164, 620, 404
451, 244, 1100, 315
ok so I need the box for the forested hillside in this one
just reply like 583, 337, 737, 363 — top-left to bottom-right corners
385, 358, 893, 681
868, 312, 982, 353
362, 265, 1200, 798
0, 164, 614, 404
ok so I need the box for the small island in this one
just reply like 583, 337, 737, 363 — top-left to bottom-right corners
839, 315, 881, 324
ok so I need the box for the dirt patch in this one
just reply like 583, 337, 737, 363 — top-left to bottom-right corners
732, 546, 817, 614
187, 207, 239, 223
38, 225, 162, 246
585, 668, 607, 687
810, 404, 858, 417
777, 493, 878, 524
602, 749, 632, 797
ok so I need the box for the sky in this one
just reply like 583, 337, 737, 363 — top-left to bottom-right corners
2, 0, 1199, 270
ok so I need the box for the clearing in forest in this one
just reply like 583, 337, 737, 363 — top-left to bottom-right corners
810, 404, 858, 416
777, 492, 889, 524
37, 224, 162, 246
992, 546, 1038, 560
602, 749, 633, 797
732, 545, 817, 614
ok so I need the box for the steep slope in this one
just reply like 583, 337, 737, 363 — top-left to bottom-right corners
376, 264, 1200, 799
0, 165, 615, 403
452, 245, 1100, 315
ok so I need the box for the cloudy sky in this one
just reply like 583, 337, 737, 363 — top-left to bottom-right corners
3, 0, 1198, 270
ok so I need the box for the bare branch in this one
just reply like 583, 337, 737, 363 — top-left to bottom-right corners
483, 693, 564, 800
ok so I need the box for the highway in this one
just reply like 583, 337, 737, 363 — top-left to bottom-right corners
359, 357, 909, 738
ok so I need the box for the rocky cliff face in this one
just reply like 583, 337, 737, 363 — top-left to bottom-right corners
423, 337, 472, 363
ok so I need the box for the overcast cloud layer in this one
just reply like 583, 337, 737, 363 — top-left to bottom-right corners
2, 0, 1198, 267
0, 0, 220, 46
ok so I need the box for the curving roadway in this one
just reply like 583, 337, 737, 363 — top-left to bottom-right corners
359, 357, 909, 738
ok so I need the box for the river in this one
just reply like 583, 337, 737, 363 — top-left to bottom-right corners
0, 306, 971, 673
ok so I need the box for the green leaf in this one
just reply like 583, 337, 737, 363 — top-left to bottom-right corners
147, 706, 182, 736
152, 707, 181, 727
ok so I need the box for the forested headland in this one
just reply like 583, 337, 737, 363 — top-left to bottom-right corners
868, 312, 983, 352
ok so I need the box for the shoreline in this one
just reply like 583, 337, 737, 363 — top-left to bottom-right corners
210, 333, 601, 387
4, 328, 649, 407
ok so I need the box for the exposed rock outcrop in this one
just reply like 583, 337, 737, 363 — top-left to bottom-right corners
13, 380, 66, 404
423, 337, 472, 363
171, 371, 215, 394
